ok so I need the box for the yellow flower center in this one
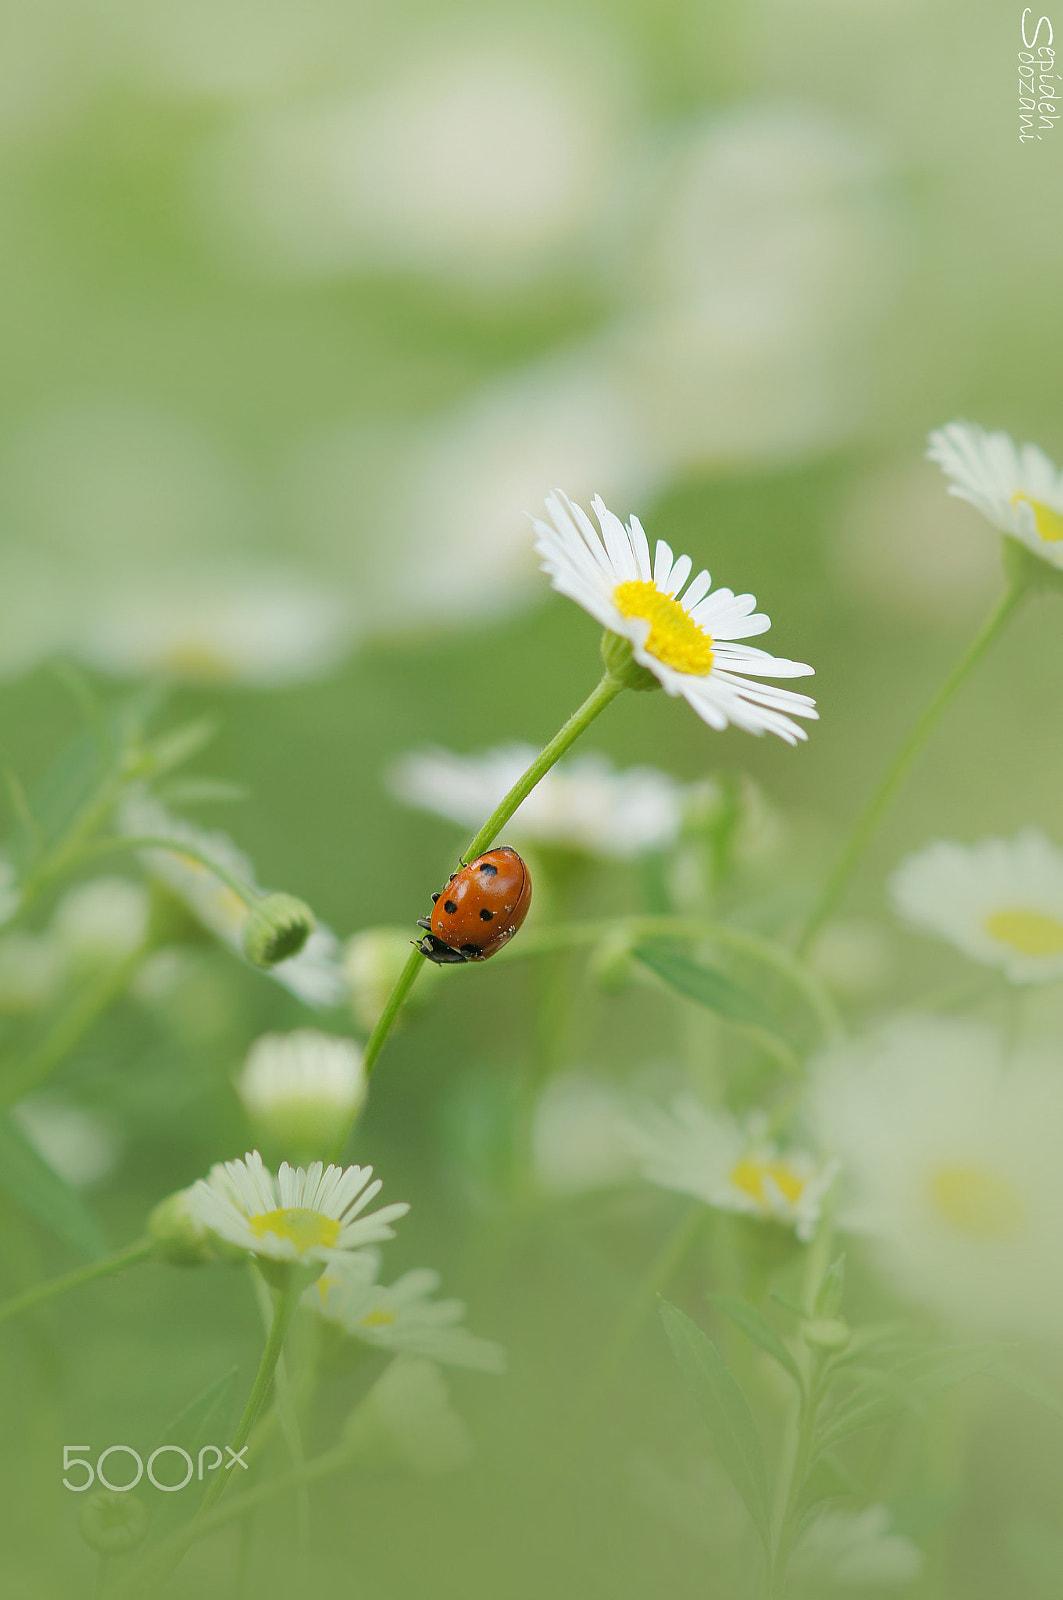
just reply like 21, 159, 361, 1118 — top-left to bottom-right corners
729, 1157, 806, 1208
984, 907, 1063, 956
1011, 492, 1063, 543
249, 1207, 340, 1253
159, 641, 238, 681
613, 580, 714, 675
361, 1308, 397, 1327
927, 1164, 1025, 1238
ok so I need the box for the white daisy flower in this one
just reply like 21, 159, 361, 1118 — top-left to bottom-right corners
346, 1357, 474, 1476
387, 744, 686, 858
532, 492, 817, 743
809, 1017, 1063, 1335
117, 792, 347, 1008
236, 1030, 367, 1154
51, 878, 150, 970
307, 1249, 506, 1373
189, 1150, 408, 1265
890, 830, 1063, 984
926, 421, 1063, 566
626, 1095, 835, 1241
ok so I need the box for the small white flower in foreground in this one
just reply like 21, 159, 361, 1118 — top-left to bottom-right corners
387, 744, 687, 858
533, 492, 817, 743
236, 1031, 367, 1153
307, 1248, 506, 1373
626, 1095, 835, 1241
927, 421, 1063, 566
117, 792, 347, 1008
189, 1150, 408, 1265
809, 1018, 1063, 1335
346, 1357, 474, 1476
790, 1506, 922, 1591
890, 830, 1063, 983
51, 878, 150, 969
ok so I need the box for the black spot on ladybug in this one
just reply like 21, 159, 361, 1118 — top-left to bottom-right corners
479, 908, 494, 921
444, 900, 457, 915
479, 861, 498, 876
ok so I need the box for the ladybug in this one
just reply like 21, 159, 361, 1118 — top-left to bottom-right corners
416, 846, 532, 964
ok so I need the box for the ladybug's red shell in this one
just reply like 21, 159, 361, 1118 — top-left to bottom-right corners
417, 847, 532, 964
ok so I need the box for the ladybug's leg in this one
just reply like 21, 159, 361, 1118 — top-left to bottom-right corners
416, 917, 432, 932
416, 932, 468, 965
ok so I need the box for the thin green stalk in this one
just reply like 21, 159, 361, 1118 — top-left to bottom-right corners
0, 946, 146, 1107
797, 583, 1025, 955
351, 672, 625, 1103
197, 1275, 301, 1520
0, 1238, 153, 1328
567, 1204, 705, 1443
499, 915, 843, 1043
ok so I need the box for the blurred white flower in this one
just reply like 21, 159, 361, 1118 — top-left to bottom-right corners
890, 830, 1063, 984
388, 745, 687, 859
73, 566, 354, 686
196, 44, 618, 286
791, 1506, 923, 1591
13, 1096, 121, 1190
189, 1149, 408, 1266
348, 1357, 474, 1476
307, 1248, 506, 1373
236, 1030, 367, 1153
0, 931, 66, 1013
344, 927, 442, 1034
928, 421, 1063, 567
627, 1095, 835, 1240
809, 1017, 1063, 1335
534, 490, 818, 742
117, 793, 347, 1007
51, 878, 150, 969
530, 1074, 640, 1196
808, 918, 893, 997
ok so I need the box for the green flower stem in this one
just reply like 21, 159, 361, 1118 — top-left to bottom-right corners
567, 1203, 705, 1445
197, 1274, 301, 1521
498, 915, 843, 1043
353, 672, 626, 1097
0, 945, 147, 1108
797, 582, 1025, 955
0, 1237, 153, 1329
69, 834, 259, 907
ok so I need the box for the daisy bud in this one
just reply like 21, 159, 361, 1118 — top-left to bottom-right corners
147, 1186, 217, 1266
802, 1318, 850, 1353
236, 1030, 368, 1158
78, 1490, 149, 1555
344, 928, 442, 1033
241, 893, 316, 968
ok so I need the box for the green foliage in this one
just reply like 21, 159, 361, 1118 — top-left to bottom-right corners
0, 1112, 108, 1260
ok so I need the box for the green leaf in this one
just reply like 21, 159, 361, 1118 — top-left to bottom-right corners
660, 1297, 772, 1550
794, 1451, 855, 1520
143, 718, 217, 780
769, 1290, 810, 1322
632, 945, 776, 1030
813, 1253, 845, 1319
0, 1113, 108, 1260
708, 1292, 802, 1388
155, 1366, 239, 1453
816, 1345, 994, 1454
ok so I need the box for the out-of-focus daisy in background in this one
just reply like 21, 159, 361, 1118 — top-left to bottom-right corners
530, 1074, 641, 1197
236, 1030, 367, 1157
809, 1017, 1063, 1336
118, 793, 347, 1008
387, 745, 688, 859
626, 1095, 835, 1240
890, 830, 1063, 984
307, 1248, 506, 1373
927, 422, 1063, 567
189, 1150, 408, 1266
534, 491, 817, 743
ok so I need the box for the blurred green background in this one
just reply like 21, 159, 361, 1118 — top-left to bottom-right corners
2, 0, 1063, 1595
